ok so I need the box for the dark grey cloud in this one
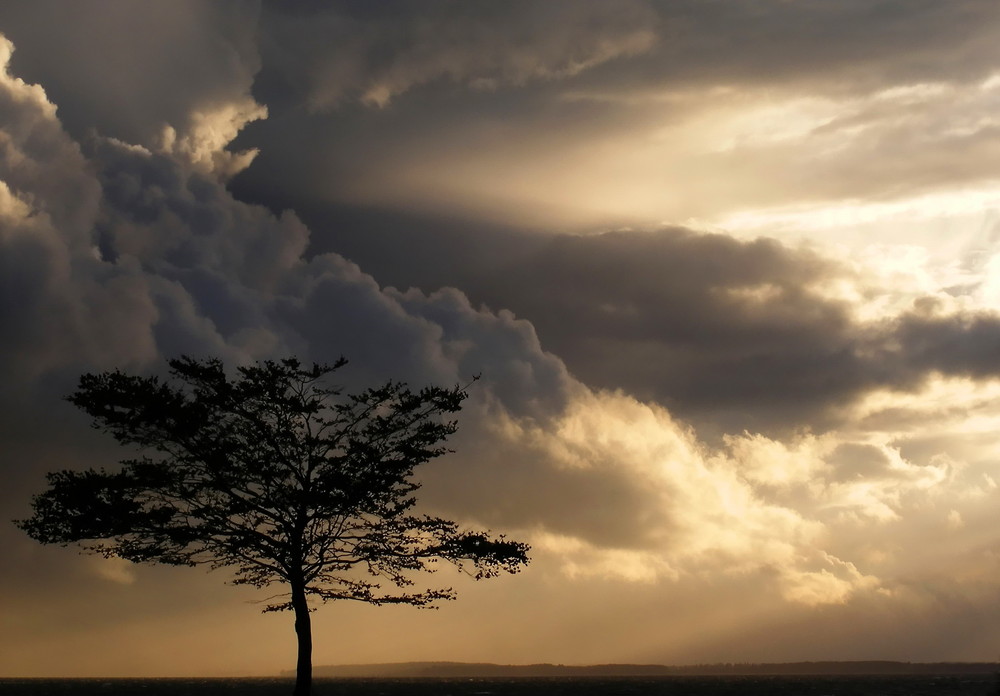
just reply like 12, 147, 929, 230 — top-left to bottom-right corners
269, 206, 850, 431
892, 311, 1000, 378
254, 0, 657, 109
641, 0, 1000, 92
287, 206, 1000, 436
251, 0, 1000, 109
0, 0, 260, 146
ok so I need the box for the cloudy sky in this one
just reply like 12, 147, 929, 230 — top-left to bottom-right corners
4, 0, 1000, 678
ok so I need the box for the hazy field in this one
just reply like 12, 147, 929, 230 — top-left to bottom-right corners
1, 675, 998, 696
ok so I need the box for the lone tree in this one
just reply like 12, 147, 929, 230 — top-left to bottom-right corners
17, 357, 529, 696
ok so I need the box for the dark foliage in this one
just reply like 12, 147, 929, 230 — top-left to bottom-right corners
16, 357, 529, 695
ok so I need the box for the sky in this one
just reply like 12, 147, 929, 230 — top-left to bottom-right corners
3, 0, 1000, 678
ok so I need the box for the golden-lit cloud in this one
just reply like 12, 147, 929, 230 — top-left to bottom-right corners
485, 390, 877, 606
157, 98, 267, 178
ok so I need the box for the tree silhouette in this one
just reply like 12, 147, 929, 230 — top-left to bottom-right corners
17, 357, 529, 696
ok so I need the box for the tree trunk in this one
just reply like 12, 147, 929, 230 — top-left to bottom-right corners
291, 581, 312, 696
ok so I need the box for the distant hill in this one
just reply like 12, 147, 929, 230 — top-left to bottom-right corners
294, 661, 1000, 678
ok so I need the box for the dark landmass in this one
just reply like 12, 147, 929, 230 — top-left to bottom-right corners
296, 661, 1000, 678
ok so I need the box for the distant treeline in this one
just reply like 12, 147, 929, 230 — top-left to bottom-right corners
301, 661, 1000, 678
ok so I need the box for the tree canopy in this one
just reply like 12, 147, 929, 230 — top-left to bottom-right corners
17, 356, 529, 695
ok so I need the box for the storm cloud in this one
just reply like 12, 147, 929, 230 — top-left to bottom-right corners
4, 0, 1000, 679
